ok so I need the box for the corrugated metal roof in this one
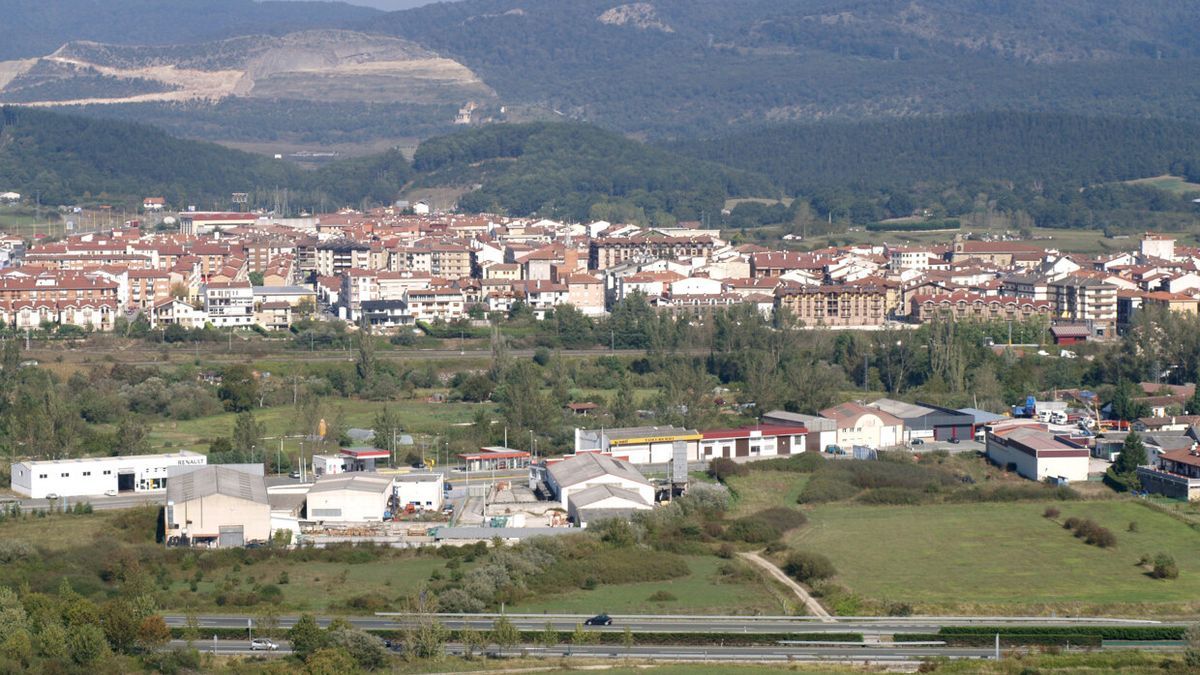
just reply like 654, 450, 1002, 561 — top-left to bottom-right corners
308, 473, 393, 494
548, 453, 650, 488
167, 466, 268, 504
570, 484, 651, 509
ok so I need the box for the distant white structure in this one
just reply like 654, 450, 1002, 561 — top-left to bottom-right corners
11, 451, 207, 498
0, 192, 20, 203
412, 201, 431, 216
1141, 233, 1176, 261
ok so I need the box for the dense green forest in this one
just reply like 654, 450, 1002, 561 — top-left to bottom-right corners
674, 112, 1200, 193
0, 0, 377, 60
411, 122, 773, 224
369, 0, 1200, 137
0, 107, 410, 210
683, 112, 1200, 232
50, 100, 457, 145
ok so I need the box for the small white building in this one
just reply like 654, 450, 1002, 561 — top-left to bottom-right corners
545, 453, 655, 511
574, 426, 701, 464
986, 426, 1090, 483
312, 454, 346, 476
11, 451, 207, 498
307, 473, 393, 523
819, 402, 904, 450
394, 473, 444, 511
567, 484, 653, 527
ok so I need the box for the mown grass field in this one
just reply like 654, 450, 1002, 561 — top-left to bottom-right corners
509, 555, 793, 616
1124, 174, 1200, 194
790, 500, 1200, 614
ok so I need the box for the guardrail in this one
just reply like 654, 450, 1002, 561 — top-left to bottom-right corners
376, 612, 1161, 624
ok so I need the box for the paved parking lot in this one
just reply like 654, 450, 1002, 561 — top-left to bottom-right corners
908, 439, 984, 454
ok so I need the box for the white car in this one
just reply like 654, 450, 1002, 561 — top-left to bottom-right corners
104, 489, 118, 497
249, 638, 278, 651
44, 493, 58, 500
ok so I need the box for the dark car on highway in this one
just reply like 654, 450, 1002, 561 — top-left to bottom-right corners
584, 614, 613, 626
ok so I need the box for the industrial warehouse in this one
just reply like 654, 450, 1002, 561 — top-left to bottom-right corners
10, 451, 208, 498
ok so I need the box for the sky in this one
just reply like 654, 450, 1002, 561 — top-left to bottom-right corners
303, 0, 442, 10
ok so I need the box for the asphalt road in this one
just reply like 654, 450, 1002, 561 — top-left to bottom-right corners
170, 638, 993, 663
164, 613, 1166, 636
14, 493, 160, 511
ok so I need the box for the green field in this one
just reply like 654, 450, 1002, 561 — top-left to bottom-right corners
725, 472, 810, 517
1124, 174, 1200, 195
149, 399, 492, 455
165, 557, 448, 613
791, 500, 1200, 615
509, 555, 794, 616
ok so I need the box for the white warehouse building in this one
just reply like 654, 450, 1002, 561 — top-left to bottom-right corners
306, 473, 393, 523
11, 451, 207, 498
394, 473, 444, 511
545, 453, 655, 511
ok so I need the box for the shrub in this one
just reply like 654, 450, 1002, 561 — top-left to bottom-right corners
1087, 527, 1117, 548
797, 477, 859, 504
757, 452, 825, 473
708, 457, 749, 482
1063, 517, 1081, 530
783, 550, 837, 583
1128, 521, 1139, 533
647, 590, 677, 602
1152, 553, 1179, 580
724, 519, 781, 544
716, 543, 735, 559
1043, 507, 1060, 519
723, 508, 807, 543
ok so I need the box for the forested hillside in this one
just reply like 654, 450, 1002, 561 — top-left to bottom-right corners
683, 113, 1200, 233
0, 107, 410, 209
674, 113, 1200, 193
411, 122, 774, 224
370, 0, 1200, 136
0, 0, 378, 60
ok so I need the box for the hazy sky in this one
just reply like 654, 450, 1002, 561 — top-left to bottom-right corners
311, 0, 442, 10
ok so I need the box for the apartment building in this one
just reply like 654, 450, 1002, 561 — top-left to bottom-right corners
774, 282, 890, 328
316, 240, 372, 277
1049, 275, 1118, 338
202, 281, 254, 327
910, 291, 1054, 323
589, 236, 715, 270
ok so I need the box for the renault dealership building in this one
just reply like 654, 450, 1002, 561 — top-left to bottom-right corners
11, 451, 207, 498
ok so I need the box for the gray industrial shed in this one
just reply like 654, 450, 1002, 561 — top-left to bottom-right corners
870, 399, 975, 441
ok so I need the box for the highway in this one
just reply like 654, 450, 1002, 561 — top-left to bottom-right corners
170, 638, 995, 663
164, 612, 1166, 636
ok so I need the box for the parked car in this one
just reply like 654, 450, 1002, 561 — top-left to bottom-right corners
289, 471, 301, 479
948, 437, 961, 444
249, 638, 277, 651
44, 493, 58, 500
910, 439, 924, 446
584, 614, 613, 626
104, 489, 118, 497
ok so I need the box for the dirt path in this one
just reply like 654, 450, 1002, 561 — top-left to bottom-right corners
739, 551, 835, 622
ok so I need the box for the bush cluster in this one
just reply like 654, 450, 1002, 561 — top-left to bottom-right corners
1063, 517, 1117, 548
783, 550, 837, 583
724, 507, 808, 543
708, 457, 749, 482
